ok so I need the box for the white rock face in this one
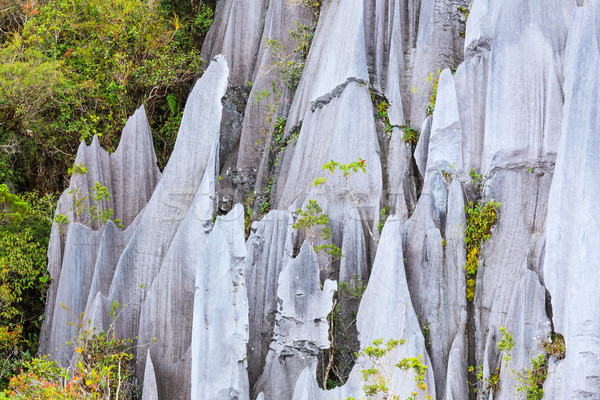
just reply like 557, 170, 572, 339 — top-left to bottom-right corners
201, 0, 267, 86
244, 210, 296, 387
285, 0, 369, 129
142, 351, 159, 400
40, 56, 233, 399
254, 242, 336, 400
39, 104, 160, 359
543, 3, 600, 398
190, 204, 249, 400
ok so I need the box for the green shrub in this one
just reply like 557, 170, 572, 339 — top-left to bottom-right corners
343, 338, 432, 400
464, 200, 500, 301
4, 303, 139, 399
401, 125, 420, 146
0, 186, 57, 389
370, 91, 393, 135
292, 199, 342, 262
425, 71, 440, 116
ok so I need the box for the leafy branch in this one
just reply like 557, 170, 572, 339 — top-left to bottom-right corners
313, 158, 377, 245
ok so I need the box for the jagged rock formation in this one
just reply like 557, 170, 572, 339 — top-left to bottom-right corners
39, 0, 600, 399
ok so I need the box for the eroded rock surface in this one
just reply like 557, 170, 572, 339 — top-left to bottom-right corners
40, 1, 600, 399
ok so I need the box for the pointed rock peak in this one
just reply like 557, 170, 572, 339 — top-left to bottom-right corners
90, 134, 101, 149
114, 105, 153, 153
170, 55, 229, 160
74, 140, 89, 163
190, 54, 229, 101
431, 68, 460, 134
142, 350, 159, 400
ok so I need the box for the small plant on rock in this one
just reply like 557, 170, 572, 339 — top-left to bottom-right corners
469, 168, 483, 190
54, 163, 123, 230
313, 158, 378, 245
401, 125, 420, 146
464, 200, 500, 301
292, 199, 343, 263
343, 338, 432, 400
425, 70, 441, 116
541, 333, 566, 360
377, 205, 389, 235
496, 327, 564, 400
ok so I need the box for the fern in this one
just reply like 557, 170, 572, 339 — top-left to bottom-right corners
167, 93, 178, 116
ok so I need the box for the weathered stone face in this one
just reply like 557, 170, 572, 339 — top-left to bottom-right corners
39, 0, 600, 399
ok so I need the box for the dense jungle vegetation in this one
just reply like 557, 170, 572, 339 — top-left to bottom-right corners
0, 0, 214, 395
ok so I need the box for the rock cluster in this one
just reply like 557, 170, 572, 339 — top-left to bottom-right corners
40, 0, 599, 399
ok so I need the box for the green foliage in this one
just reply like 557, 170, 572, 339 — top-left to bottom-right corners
541, 333, 566, 360
254, 80, 282, 126
261, 0, 320, 92
515, 355, 547, 400
377, 205, 389, 235
401, 125, 420, 146
4, 302, 139, 399
469, 364, 499, 395
258, 177, 274, 216
315, 159, 367, 183
469, 168, 483, 189
313, 158, 378, 245
322, 274, 367, 389
338, 274, 367, 301
370, 91, 393, 135
0, 0, 35, 43
0, 187, 56, 389
55, 164, 122, 229
273, 117, 287, 147
288, 0, 322, 21
497, 326, 515, 365
495, 327, 558, 400
264, 20, 315, 92
0, 0, 212, 192
458, 4, 470, 37
292, 199, 343, 262
343, 338, 431, 400
425, 71, 440, 116
243, 193, 255, 239
464, 200, 499, 302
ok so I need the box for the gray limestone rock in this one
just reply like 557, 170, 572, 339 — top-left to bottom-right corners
254, 242, 336, 400
234, 0, 314, 203
244, 210, 295, 387
136, 109, 219, 399
39, 106, 160, 356
543, 2, 600, 398
142, 351, 159, 400
39, 0, 600, 398
200, 0, 267, 86
104, 56, 228, 344
414, 116, 432, 181
47, 222, 105, 365
289, 212, 437, 400
285, 0, 369, 131
274, 82, 382, 242
190, 204, 249, 400
408, 0, 469, 126
479, 0, 570, 172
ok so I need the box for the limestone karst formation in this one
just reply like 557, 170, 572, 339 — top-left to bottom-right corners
39, 0, 600, 399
